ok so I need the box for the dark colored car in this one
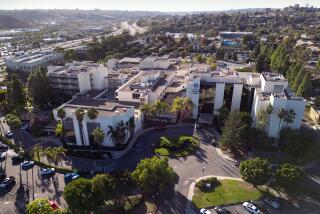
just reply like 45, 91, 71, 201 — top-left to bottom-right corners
0, 143, 8, 151
0, 176, 15, 191
40, 168, 55, 178
64, 172, 80, 184
214, 206, 230, 214
11, 155, 24, 164
21, 161, 35, 171
5, 131, 13, 138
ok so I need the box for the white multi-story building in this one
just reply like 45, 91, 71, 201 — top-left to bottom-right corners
185, 64, 306, 137
53, 90, 142, 148
5, 51, 64, 72
47, 62, 108, 95
116, 70, 175, 105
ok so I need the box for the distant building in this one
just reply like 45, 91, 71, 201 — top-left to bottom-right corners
5, 51, 64, 72
47, 62, 108, 96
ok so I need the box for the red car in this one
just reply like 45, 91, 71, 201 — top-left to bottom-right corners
48, 200, 60, 210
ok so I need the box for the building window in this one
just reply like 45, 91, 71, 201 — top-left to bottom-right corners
132, 93, 140, 99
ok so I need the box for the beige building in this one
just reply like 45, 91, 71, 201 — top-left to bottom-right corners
309, 106, 320, 124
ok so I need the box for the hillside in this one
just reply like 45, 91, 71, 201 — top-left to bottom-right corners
0, 15, 30, 29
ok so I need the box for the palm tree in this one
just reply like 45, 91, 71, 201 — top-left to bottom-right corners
107, 126, 120, 148
276, 108, 287, 145
74, 108, 86, 145
87, 108, 99, 124
87, 108, 99, 146
284, 109, 296, 126
154, 100, 168, 123
92, 127, 105, 157
128, 116, 135, 136
140, 103, 151, 122
257, 108, 268, 132
218, 106, 230, 126
117, 121, 129, 146
57, 108, 66, 126
265, 104, 273, 135
30, 145, 44, 161
44, 147, 55, 164
171, 97, 183, 123
54, 147, 67, 167
181, 97, 193, 121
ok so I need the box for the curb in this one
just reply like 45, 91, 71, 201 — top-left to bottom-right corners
186, 175, 243, 214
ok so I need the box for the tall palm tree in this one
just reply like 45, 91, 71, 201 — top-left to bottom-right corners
171, 97, 183, 123
107, 126, 119, 148
57, 108, 66, 126
140, 103, 151, 122
154, 100, 168, 123
30, 145, 44, 161
181, 97, 193, 121
117, 120, 129, 145
92, 127, 105, 157
284, 109, 296, 126
87, 108, 99, 124
74, 108, 86, 146
44, 147, 55, 164
257, 108, 268, 132
265, 104, 273, 135
276, 108, 287, 144
54, 147, 67, 167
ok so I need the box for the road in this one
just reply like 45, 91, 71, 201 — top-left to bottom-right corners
109, 125, 240, 214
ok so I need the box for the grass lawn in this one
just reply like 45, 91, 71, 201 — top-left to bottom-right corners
192, 179, 264, 208
154, 136, 199, 157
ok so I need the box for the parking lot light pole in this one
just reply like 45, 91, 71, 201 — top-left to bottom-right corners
202, 166, 205, 178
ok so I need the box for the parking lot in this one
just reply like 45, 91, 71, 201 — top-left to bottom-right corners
0, 149, 66, 214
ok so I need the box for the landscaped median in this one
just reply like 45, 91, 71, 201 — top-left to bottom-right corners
192, 177, 265, 209
154, 136, 199, 157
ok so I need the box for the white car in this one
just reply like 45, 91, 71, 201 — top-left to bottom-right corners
313, 125, 320, 131
242, 202, 260, 214
200, 208, 212, 214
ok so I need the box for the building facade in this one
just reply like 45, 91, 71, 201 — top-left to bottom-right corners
5, 51, 64, 72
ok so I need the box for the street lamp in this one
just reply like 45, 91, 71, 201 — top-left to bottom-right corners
202, 166, 205, 178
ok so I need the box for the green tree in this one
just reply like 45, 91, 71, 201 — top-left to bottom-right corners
316, 59, 320, 72
6, 74, 26, 112
92, 127, 105, 156
140, 103, 152, 122
276, 108, 286, 141
26, 198, 54, 214
55, 122, 63, 137
240, 158, 272, 186
154, 100, 168, 122
296, 72, 312, 97
218, 106, 230, 126
74, 108, 86, 145
30, 144, 44, 161
5, 114, 22, 130
171, 97, 193, 123
216, 48, 225, 60
132, 156, 175, 194
57, 108, 66, 126
255, 53, 265, 72
27, 67, 53, 109
220, 111, 252, 151
91, 173, 115, 205
291, 68, 305, 92
87, 108, 99, 123
276, 163, 302, 188
107, 125, 120, 148
64, 178, 97, 214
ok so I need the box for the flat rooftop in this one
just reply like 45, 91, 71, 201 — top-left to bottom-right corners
262, 73, 286, 82
7, 51, 62, 64
47, 62, 105, 76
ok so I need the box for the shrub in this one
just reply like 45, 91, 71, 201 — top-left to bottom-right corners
195, 177, 219, 192
160, 137, 173, 148
240, 158, 272, 186
276, 163, 303, 189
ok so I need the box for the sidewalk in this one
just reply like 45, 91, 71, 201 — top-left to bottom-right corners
186, 175, 243, 214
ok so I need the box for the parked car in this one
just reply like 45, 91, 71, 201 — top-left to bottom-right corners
264, 197, 280, 209
0, 143, 8, 151
21, 124, 30, 131
64, 172, 80, 183
40, 168, 55, 178
0, 176, 15, 191
214, 206, 230, 214
21, 161, 35, 171
11, 155, 24, 164
48, 200, 60, 210
5, 131, 13, 138
200, 208, 211, 214
242, 202, 260, 214
313, 125, 320, 131
0, 152, 6, 161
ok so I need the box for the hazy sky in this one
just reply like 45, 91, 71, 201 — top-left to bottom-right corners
1, 0, 319, 11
